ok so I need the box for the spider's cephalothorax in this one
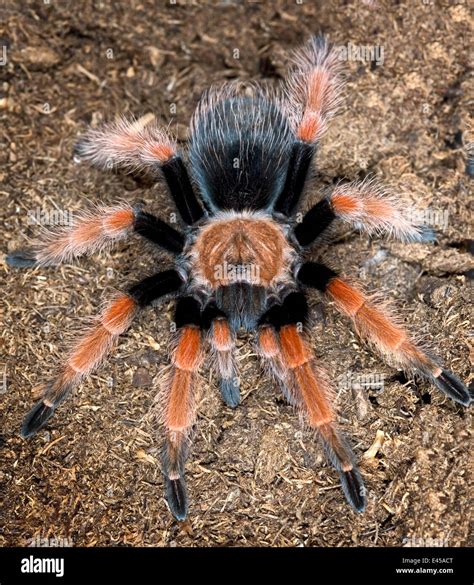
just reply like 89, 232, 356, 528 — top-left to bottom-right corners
8, 36, 471, 521
187, 210, 296, 330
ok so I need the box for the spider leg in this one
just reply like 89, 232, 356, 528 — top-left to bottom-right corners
273, 141, 315, 217
159, 296, 203, 520
258, 292, 367, 513
294, 178, 435, 248
298, 262, 471, 406
202, 303, 240, 408
274, 36, 344, 216
21, 270, 184, 438
286, 36, 344, 145
133, 208, 185, 253
6, 204, 184, 267
75, 116, 205, 225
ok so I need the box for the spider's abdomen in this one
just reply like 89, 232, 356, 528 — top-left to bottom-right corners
189, 94, 294, 211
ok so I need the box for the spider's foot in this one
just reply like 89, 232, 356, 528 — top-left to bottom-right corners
6, 249, 37, 268
21, 400, 55, 438
220, 377, 240, 408
340, 467, 367, 513
72, 138, 86, 159
432, 369, 471, 406
417, 225, 437, 243
165, 476, 188, 521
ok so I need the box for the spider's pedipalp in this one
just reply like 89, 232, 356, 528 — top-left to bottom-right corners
21, 271, 184, 438
285, 35, 344, 144
257, 324, 296, 406
219, 376, 240, 409
257, 294, 367, 513
203, 304, 240, 407
294, 178, 428, 247
298, 261, 471, 406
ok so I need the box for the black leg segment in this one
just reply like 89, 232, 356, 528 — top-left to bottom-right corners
128, 270, 184, 307
162, 296, 202, 520
133, 209, 185, 254
161, 156, 205, 225
274, 141, 316, 216
259, 291, 309, 329
174, 296, 202, 328
297, 261, 338, 291
280, 291, 309, 326
22, 270, 185, 440
21, 401, 57, 438
293, 197, 336, 247
6, 249, 37, 268
201, 302, 226, 330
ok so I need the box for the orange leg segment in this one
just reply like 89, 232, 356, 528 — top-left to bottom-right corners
325, 276, 471, 405
257, 322, 366, 512
327, 278, 436, 375
21, 271, 184, 439
33, 205, 136, 265
21, 293, 138, 438
162, 324, 203, 520
287, 37, 343, 143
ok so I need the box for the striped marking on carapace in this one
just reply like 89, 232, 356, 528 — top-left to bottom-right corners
194, 215, 291, 288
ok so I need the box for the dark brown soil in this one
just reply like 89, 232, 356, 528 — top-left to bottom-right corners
1, 0, 472, 547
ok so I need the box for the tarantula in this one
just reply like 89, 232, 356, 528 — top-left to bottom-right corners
8, 37, 471, 520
